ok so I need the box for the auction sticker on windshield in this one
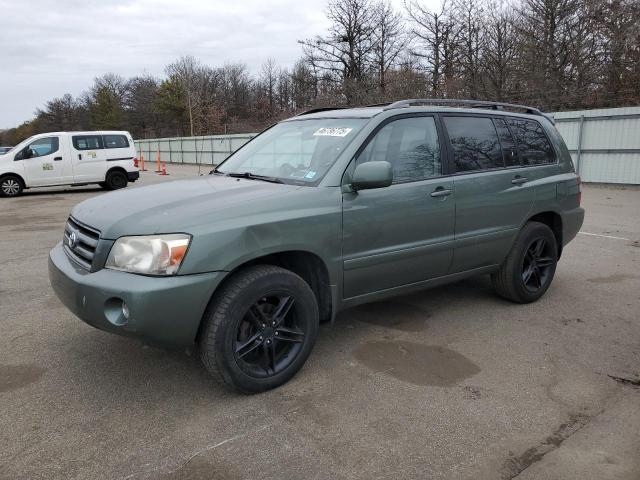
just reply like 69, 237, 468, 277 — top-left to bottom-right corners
313, 127, 353, 137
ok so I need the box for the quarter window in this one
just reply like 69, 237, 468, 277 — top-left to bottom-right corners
506, 119, 555, 165
357, 116, 441, 183
443, 116, 503, 172
73, 135, 103, 150
103, 135, 129, 149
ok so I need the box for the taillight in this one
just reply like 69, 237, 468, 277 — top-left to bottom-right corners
577, 175, 582, 206
133, 157, 139, 168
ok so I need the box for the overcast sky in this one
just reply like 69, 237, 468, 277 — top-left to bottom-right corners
0, 0, 439, 129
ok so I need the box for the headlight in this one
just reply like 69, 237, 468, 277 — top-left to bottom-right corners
105, 234, 191, 276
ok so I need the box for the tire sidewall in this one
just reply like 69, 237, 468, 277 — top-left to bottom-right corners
211, 270, 319, 393
508, 223, 558, 302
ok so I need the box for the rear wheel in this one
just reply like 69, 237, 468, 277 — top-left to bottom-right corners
199, 265, 319, 393
0, 175, 24, 197
104, 170, 128, 190
491, 221, 558, 303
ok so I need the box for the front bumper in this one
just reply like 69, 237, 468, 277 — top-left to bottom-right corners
48, 242, 225, 348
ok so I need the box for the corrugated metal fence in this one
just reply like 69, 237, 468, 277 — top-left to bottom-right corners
134, 134, 255, 166
134, 106, 640, 184
553, 106, 640, 184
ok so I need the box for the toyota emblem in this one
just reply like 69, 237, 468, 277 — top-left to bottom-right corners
68, 231, 78, 249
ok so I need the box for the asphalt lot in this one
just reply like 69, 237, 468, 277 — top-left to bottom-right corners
1, 165, 639, 480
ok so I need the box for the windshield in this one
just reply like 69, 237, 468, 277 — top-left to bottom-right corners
216, 118, 368, 184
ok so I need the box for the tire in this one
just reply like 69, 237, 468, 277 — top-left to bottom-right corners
491, 221, 558, 303
0, 175, 24, 197
104, 170, 128, 190
199, 265, 319, 393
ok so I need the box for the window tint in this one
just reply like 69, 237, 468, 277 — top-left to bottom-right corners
357, 116, 441, 182
103, 135, 129, 149
27, 137, 59, 157
506, 118, 555, 165
493, 118, 519, 167
73, 135, 103, 150
443, 116, 503, 172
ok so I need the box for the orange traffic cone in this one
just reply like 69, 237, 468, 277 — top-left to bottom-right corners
159, 163, 169, 176
139, 152, 147, 171
155, 148, 162, 172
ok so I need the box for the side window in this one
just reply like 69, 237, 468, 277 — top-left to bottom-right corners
73, 135, 103, 151
443, 116, 503, 172
506, 118, 555, 165
103, 135, 129, 149
357, 116, 441, 183
25, 137, 59, 158
493, 118, 520, 167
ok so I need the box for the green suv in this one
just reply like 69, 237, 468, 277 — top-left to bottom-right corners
49, 99, 584, 393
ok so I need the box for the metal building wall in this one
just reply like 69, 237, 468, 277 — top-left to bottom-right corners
553, 106, 640, 184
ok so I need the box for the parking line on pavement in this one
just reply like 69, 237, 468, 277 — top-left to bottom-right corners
579, 231, 631, 241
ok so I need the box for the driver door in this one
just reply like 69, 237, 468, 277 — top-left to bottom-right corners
20, 136, 65, 186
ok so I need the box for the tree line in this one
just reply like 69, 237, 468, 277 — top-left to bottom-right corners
2, 0, 639, 146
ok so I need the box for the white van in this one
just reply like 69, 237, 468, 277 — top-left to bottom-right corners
0, 131, 139, 197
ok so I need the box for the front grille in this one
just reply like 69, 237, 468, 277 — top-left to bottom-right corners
63, 217, 100, 270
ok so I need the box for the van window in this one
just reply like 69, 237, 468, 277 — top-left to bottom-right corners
27, 137, 59, 158
357, 116, 441, 183
73, 135, 103, 150
506, 119, 555, 165
103, 135, 129, 149
443, 116, 503, 172
493, 118, 520, 167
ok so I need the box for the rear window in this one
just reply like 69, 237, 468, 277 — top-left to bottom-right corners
443, 116, 503, 172
73, 135, 103, 150
506, 118, 555, 165
103, 135, 129, 149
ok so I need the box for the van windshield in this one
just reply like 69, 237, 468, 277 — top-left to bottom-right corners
216, 118, 368, 185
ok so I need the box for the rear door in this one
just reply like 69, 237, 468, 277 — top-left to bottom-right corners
442, 115, 536, 272
342, 115, 455, 299
70, 134, 106, 182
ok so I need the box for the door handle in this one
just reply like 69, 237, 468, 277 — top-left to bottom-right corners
78, 154, 82, 160
430, 187, 453, 198
54, 156, 63, 161
511, 176, 528, 185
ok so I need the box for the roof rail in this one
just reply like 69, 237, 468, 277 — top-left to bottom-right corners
296, 106, 347, 116
383, 99, 554, 123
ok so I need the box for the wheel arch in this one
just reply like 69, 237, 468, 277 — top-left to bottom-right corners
105, 166, 128, 179
196, 250, 333, 344
526, 211, 563, 259
0, 172, 27, 191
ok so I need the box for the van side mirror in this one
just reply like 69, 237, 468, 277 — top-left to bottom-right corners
352, 161, 393, 191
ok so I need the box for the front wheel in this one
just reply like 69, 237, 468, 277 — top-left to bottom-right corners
0, 175, 24, 197
199, 265, 319, 393
491, 221, 558, 303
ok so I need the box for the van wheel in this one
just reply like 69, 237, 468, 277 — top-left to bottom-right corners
0, 175, 24, 197
491, 221, 558, 303
104, 171, 128, 190
199, 265, 319, 393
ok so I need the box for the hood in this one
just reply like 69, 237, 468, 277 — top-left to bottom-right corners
71, 174, 302, 239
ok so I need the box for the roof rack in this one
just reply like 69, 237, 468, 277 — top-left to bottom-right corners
383, 99, 554, 123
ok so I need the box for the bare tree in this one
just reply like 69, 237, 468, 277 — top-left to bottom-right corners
371, 1, 407, 98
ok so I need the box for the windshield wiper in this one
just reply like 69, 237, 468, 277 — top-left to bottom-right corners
226, 172, 284, 184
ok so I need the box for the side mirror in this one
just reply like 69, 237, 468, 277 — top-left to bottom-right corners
352, 161, 393, 191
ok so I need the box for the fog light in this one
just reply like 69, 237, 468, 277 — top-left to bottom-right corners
122, 302, 130, 320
